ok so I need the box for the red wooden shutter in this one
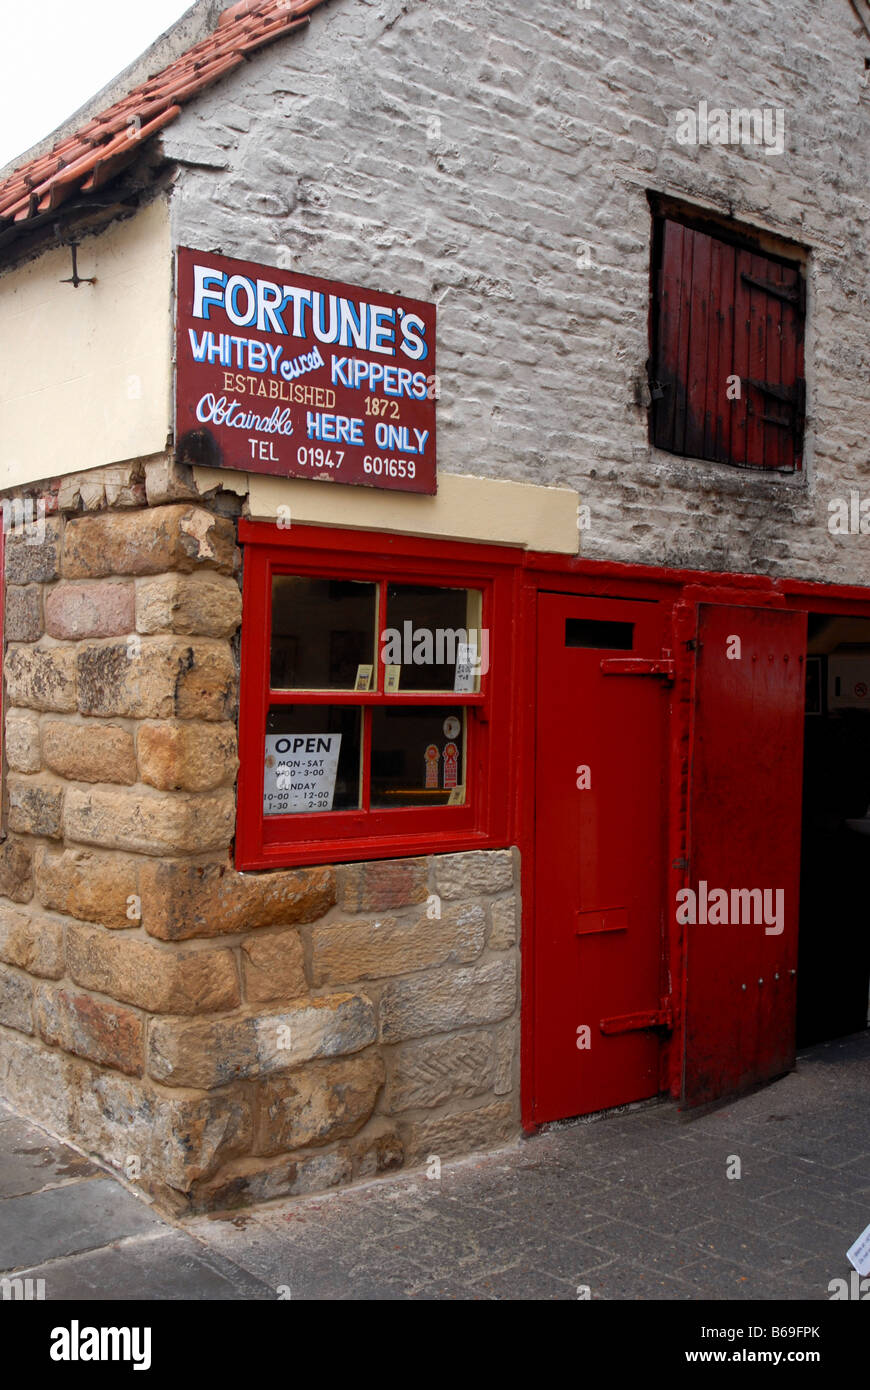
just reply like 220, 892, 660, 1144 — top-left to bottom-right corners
652, 219, 805, 471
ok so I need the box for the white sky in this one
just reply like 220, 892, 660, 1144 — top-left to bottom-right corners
0, 0, 195, 171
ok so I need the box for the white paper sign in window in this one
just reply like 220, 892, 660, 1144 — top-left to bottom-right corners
263, 733, 342, 814
454, 642, 478, 693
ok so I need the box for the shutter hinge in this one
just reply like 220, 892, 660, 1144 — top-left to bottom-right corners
744, 376, 805, 445
739, 270, 803, 308
744, 377, 798, 404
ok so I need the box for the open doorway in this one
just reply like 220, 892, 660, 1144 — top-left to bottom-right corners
798, 614, 870, 1047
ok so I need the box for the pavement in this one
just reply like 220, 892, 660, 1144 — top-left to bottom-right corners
1, 1030, 868, 1301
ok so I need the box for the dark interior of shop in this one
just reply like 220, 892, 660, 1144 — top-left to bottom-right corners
798, 613, 870, 1046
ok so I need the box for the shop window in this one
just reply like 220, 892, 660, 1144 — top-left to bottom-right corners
649, 213, 805, 471
236, 522, 513, 869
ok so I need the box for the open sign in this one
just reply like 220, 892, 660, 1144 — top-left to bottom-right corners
263, 733, 342, 814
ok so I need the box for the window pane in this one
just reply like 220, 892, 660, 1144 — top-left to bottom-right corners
271, 576, 377, 690
383, 584, 484, 691
264, 705, 361, 813
371, 706, 466, 808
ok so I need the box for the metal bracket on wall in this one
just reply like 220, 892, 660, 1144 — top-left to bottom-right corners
58, 240, 96, 288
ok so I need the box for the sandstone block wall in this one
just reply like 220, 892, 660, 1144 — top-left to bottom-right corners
0, 484, 521, 1212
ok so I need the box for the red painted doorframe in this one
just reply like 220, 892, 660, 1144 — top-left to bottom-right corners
514, 552, 870, 1133
232, 519, 870, 1131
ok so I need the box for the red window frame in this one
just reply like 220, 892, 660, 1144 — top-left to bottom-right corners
236, 519, 518, 870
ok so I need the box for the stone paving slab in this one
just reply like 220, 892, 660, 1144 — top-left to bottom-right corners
184, 1032, 870, 1300
0, 1031, 867, 1299
0, 1113, 100, 1198
9, 1230, 274, 1301
0, 1178, 165, 1274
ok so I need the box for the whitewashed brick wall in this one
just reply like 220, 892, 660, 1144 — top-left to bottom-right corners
165, 0, 870, 582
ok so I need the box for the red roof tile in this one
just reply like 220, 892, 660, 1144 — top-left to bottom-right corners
0, 0, 327, 230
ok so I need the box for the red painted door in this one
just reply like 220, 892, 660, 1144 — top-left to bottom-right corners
532, 594, 670, 1125
682, 604, 806, 1107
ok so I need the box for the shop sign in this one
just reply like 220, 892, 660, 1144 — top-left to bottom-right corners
175, 248, 437, 493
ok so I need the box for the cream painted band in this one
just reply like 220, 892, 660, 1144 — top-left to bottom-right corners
195, 467, 580, 554
0, 199, 172, 492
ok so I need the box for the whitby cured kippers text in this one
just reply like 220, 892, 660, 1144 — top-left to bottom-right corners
175, 248, 438, 494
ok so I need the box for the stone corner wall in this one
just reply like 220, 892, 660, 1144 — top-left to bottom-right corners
0, 465, 522, 1213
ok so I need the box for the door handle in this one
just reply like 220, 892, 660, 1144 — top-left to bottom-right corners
600, 656, 675, 680
600, 1007, 674, 1035
576, 907, 627, 935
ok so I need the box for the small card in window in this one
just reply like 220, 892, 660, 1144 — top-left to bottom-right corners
442, 741, 459, 788
354, 664, 373, 691
447, 785, 465, 805
454, 642, 478, 692
384, 664, 401, 692
424, 744, 440, 787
